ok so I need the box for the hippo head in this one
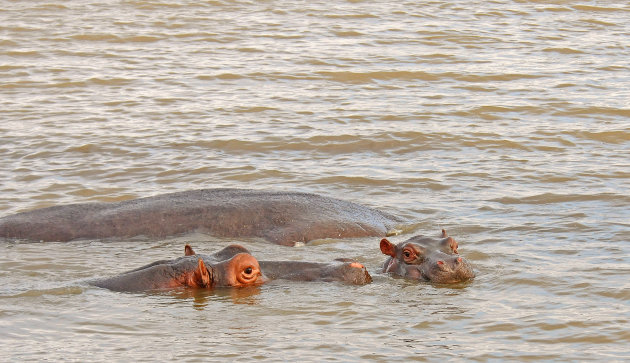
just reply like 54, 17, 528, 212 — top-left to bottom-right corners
412, 251, 475, 284
379, 229, 459, 267
208, 253, 267, 288
92, 247, 267, 292
182, 244, 266, 287
379, 230, 474, 284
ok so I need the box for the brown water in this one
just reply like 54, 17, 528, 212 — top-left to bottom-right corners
1, 0, 629, 361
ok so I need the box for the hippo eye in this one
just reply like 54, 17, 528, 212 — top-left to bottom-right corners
403, 251, 411, 258
244, 267, 253, 275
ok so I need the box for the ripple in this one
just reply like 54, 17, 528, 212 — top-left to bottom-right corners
492, 193, 629, 205
317, 70, 442, 83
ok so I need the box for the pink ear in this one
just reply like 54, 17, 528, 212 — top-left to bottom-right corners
441, 229, 448, 238
380, 238, 396, 257
193, 258, 211, 288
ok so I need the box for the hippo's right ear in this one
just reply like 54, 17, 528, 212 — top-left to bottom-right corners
193, 258, 212, 288
185, 244, 196, 256
380, 238, 396, 258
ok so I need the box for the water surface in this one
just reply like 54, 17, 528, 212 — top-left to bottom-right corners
1, 0, 629, 361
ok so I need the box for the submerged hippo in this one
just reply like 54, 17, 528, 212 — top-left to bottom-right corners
93, 244, 372, 292
380, 230, 474, 284
0, 189, 403, 246
379, 229, 459, 266
187, 244, 373, 286
91, 246, 266, 292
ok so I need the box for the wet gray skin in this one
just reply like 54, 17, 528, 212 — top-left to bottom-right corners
125, 244, 251, 273
380, 229, 459, 273
188, 245, 372, 285
384, 250, 475, 284
91, 251, 265, 292
402, 229, 459, 255
258, 260, 372, 285
0, 189, 403, 245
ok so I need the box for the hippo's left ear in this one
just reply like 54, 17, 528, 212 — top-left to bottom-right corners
192, 258, 212, 288
380, 238, 396, 258
185, 244, 196, 256
441, 229, 448, 238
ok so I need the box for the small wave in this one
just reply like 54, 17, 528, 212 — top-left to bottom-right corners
317, 70, 441, 83
1, 286, 84, 298
332, 30, 364, 37
161, 131, 453, 154
71, 33, 120, 41
553, 107, 630, 118
455, 73, 545, 82
237, 47, 265, 53
0, 65, 22, 71
542, 47, 584, 54
581, 18, 618, 27
88, 77, 134, 86
110, 35, 164, 43
322, 13, 378, 19
572, 5, 627, 12
232, 106, 279, 113
197, 73, 242, 80
5, 50, 42, 57
492, 193, 629, 205
570, 130, 630, 144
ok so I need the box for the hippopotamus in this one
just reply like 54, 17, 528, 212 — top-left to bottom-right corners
0, 189, 403, 246
92, 244, 372, 292
186, 244, 373, 286
379, 229, 458, 266
91, 246, 266, 292
380, 230, 474, 284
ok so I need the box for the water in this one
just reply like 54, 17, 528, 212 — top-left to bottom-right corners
1, 0, 629, 361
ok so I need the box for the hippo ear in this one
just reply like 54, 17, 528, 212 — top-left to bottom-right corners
447, 237, 458, 254
441, 229, 448, 238
193, 258, 211, 288
185, 244, 196, 256
380, 238, 396, 257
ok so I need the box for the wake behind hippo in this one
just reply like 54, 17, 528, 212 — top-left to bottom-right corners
0, 188, 403, 246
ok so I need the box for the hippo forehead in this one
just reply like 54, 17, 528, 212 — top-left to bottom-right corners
404, 235, 440, 244
212, 244, 251, 260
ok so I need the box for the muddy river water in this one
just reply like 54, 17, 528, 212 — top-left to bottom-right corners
1, 0, 628, 361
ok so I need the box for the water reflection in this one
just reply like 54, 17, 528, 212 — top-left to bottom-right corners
159, 286, 262, 309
